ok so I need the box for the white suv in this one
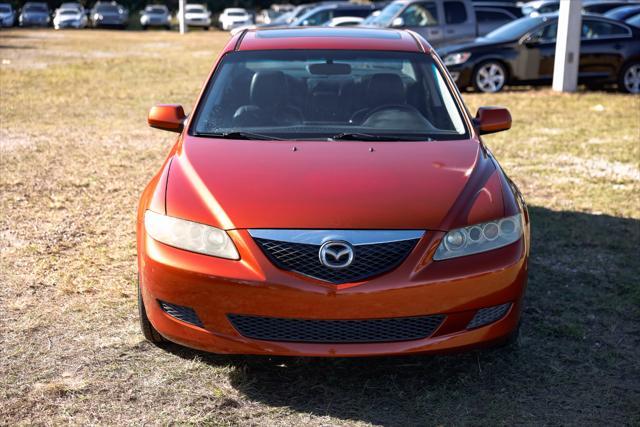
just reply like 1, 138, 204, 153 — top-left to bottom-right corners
178, 4, 211, 30
218, 8, 252, 31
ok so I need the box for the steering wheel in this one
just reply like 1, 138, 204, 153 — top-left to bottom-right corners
361, 104, 426, 127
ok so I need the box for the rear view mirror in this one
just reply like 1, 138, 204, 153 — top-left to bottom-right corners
148, 104, 186, 133
391, 17, 404, 27
475, 106, 511, 135
308, 62, 352, 75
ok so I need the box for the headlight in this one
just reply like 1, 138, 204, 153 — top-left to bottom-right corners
144, 210, 239, 260
434, 213, 523, 260
443, 52, 471, 66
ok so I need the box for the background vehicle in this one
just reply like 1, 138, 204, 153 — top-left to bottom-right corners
604, 4, 640, 20
626, 11, 640, 25
178, 4, 211, 30
53, 8, 87, 28
218, 8, 252, 31
441, 14, 640, 93
293, 3, 377, 26
256, 8, 283, 24
0, 3, 15, 27
366, 0, 507, 47
19, 2, 50, 27
325, 16, 365, 26
90, 1, 128, 29
522, 0, 640, 16
475, 2, 523, 34
140, 4, 170, 30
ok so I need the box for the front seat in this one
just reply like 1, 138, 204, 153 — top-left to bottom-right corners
350, 73, 406, 124
232, 71, 303, 127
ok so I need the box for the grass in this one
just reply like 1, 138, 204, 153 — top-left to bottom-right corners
1, 28, 639, 425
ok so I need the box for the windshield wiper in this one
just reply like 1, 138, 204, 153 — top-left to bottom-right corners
196, 131, 284, 141
330, 133, 433, 141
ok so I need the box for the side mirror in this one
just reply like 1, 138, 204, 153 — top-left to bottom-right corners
523, 34, 540, 47
148, 104, 186, 133
391, 17, 404, 27
475, 106, 511, 135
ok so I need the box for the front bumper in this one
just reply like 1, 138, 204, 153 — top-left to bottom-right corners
139, 227, 528, 357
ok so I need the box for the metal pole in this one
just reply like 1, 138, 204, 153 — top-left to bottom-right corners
179, 0, 187, 34
552, 0, 582, 92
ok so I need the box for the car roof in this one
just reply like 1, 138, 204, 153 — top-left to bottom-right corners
237, 27, 428, 52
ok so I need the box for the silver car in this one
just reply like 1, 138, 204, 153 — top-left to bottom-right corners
19, 2, 50, 27
140, 4, 171, 30
0, 3, 16, 27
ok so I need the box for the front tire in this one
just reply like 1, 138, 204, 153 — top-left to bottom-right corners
473, 60, 507, 93
619, 62, 640, 94
203, 25, 209, 31
138, 277, 164, 344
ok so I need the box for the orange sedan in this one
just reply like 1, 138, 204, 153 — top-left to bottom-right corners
137, 27, 529, 356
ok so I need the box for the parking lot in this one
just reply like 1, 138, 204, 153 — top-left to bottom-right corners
1, 28, 639, 425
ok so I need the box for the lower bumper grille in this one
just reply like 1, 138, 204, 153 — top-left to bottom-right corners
159, 300, 203, 328
228, 314, 445, 343
467, 303, 511, 329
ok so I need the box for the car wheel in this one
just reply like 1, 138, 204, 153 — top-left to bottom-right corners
138, 276, 164, 344
473, 61, 507, 93
142, 25, 148, 30
165, 25, 171, 30
203, 26, 209, 31
619, 62, 640, 94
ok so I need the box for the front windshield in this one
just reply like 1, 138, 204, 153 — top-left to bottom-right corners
97, 5, 119, 13
187, 6, 205, 13
484, 15, 545, 40
146, 6, 166, 13
0, 5, 12, 12
367, 3, 403, 26
191, 50, 467, 141
25, 5, 48, 12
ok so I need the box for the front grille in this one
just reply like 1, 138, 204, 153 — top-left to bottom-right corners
254, 238, 419, 284
228, 314, 445, 343
466, 303, 511, 329
158, 300, 204, 328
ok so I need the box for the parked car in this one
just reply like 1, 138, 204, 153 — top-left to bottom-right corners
626, 11, 640, 25
0, 3, 16, 27
293, 3, 377, 26
230, 3, 328, 35
218, 8, 252, 31
53, 8, 87, 28
256, 8, 283, 25
90, 1, 128, 28
58, 2, 84, 13
604, 4, 640, 20
441, 13, 640, 93
583, 0, 640, 14
178, 4, 211, 30
139, 27, 529, 357
140, 4, 170, 30
522, 0, 640, 16
475, 3, 523, 35
19, 2, 50, 27
325, 16, 365, 26
365, 0, 479, 47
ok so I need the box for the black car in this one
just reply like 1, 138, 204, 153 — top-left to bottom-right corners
441, 13, 640, 93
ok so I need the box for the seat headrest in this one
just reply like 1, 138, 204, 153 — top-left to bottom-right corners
367, 73, 405, 106
250, 71, 286, 109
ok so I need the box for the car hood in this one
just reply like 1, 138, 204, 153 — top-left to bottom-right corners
164, 136, 501, 231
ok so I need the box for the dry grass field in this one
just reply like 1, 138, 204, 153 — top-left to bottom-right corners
1, 29, 639, 426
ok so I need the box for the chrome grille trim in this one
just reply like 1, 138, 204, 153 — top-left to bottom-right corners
248, 229, 425, 246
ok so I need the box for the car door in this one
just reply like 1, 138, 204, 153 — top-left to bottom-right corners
578, 19, 632, 83
519, 21, 558, 82
442, 0, 475, 44
396, 1, 444, 46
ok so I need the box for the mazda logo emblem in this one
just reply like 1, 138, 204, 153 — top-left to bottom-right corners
319, 241, 354, 269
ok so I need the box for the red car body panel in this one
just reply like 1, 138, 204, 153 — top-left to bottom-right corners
137, 28, 530, 356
